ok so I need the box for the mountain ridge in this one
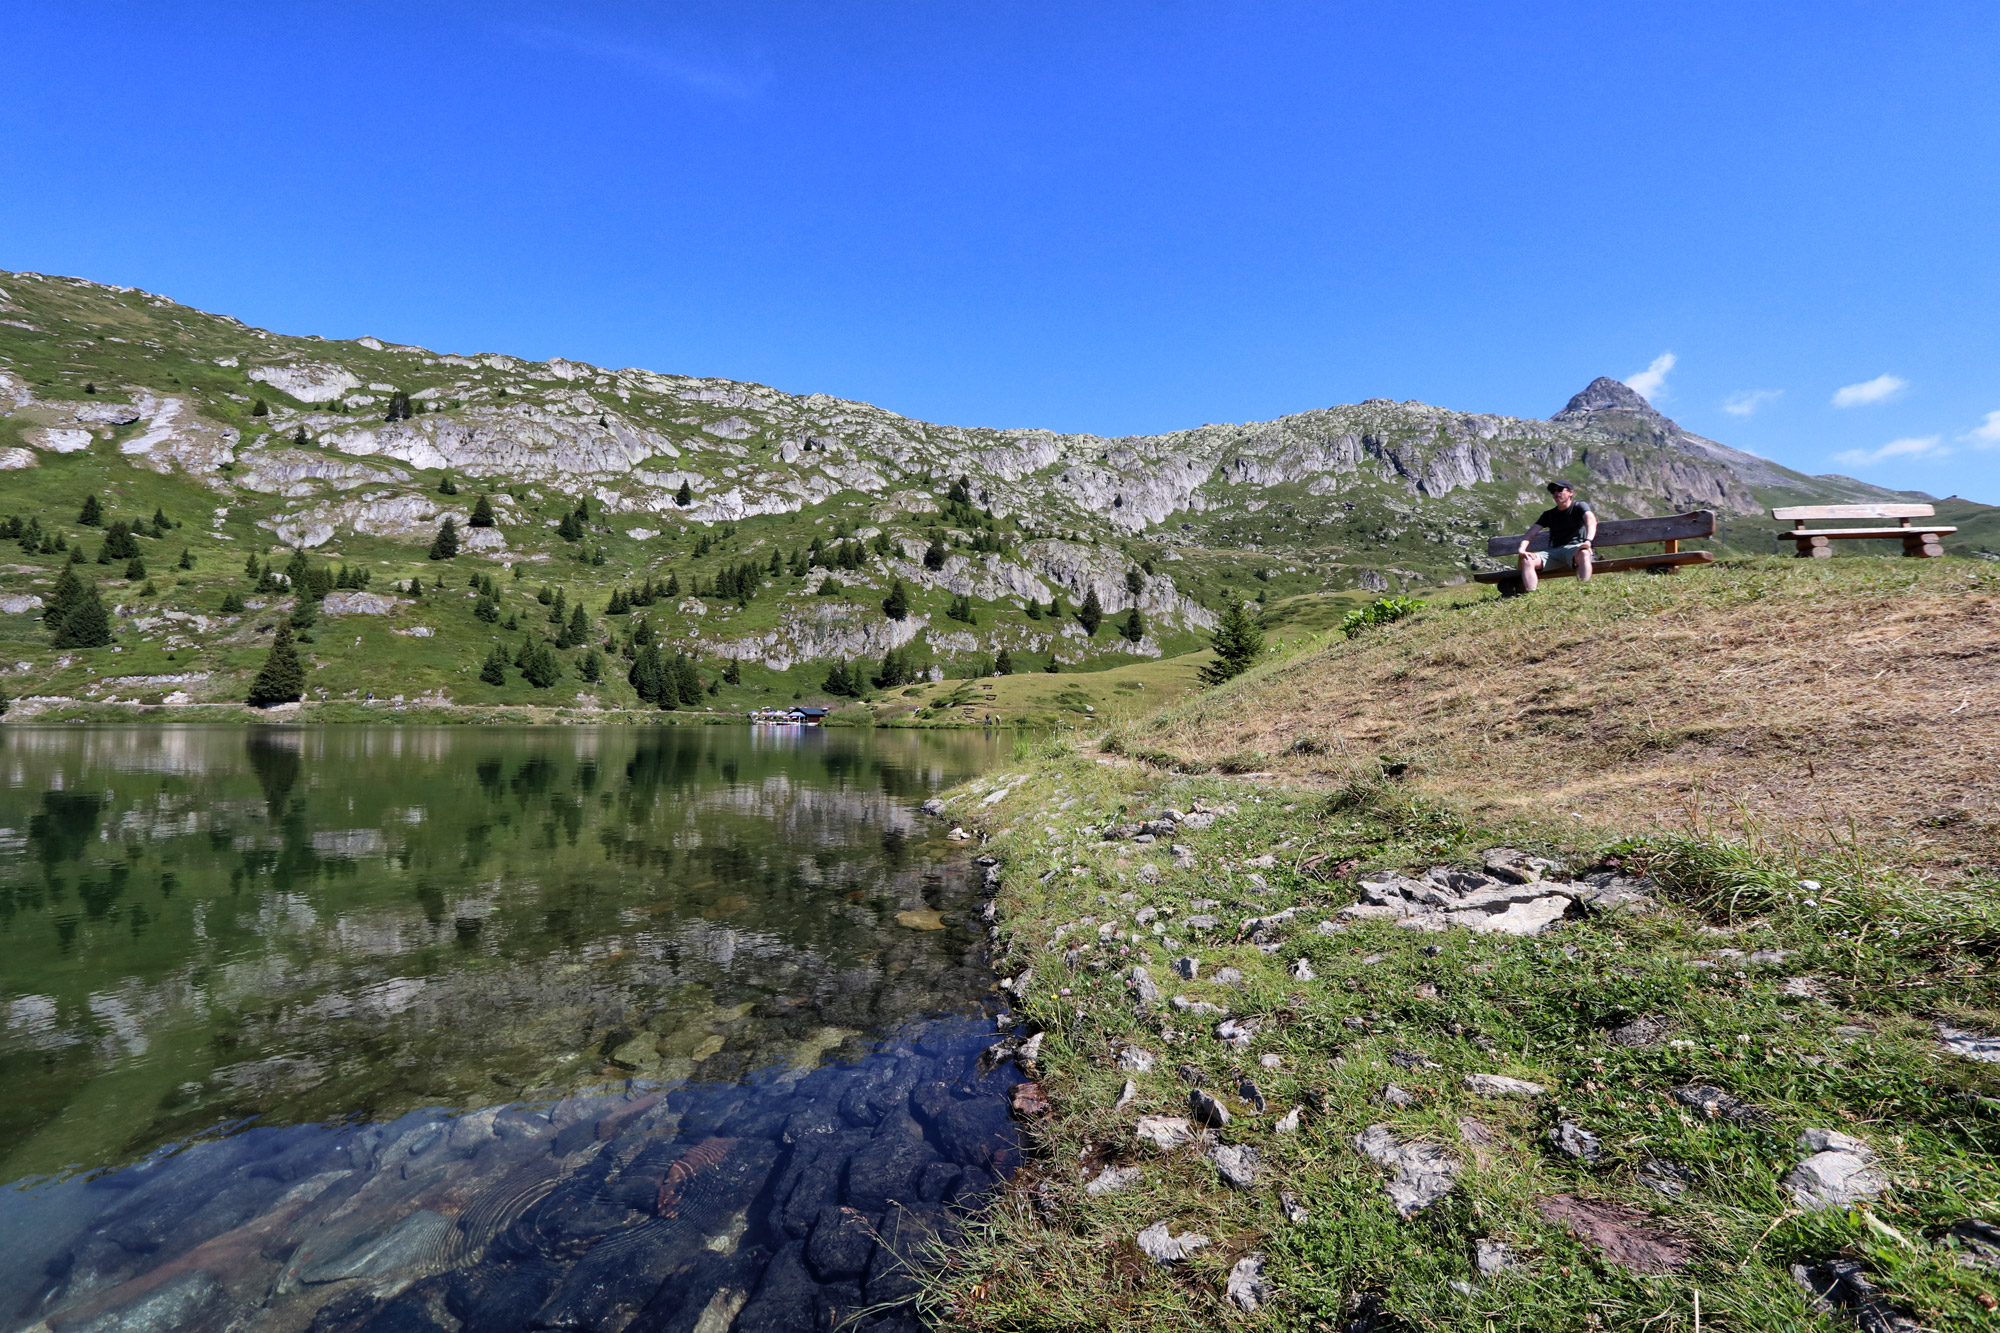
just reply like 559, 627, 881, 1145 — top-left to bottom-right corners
0, 269, 1992, 716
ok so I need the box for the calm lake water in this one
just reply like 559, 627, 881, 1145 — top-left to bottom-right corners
0, 725, 1017, 1333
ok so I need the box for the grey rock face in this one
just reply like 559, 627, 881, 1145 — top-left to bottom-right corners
1939, 1024, 2000, 1063
1607, 1015, 1671, 1048
1189, 1089, 1231, 1128
1226, 1252, 1272, 1312
1354, 1124, 1459, 1217
1785, 1130, 1886, 1210
1172, 956, 1199, 980
1670, 1084, 1769, 1126
1289, 957, 1317, 982
1216, 1018, 1259, 1049
1639, 1157, 1695, 1197
1464, 1074, 1545, 1098
1136, 1220, 1209, 1266
1549, 1121, 1601, 1162
1474, 1238, 1515, 1276
1134, 1115, 1195, 1149
1086, 1164, 1142, 1196
1382, 1084, 1417, 1109
1210, 1143, 1259, 1191
1126, 966, 1160, 1009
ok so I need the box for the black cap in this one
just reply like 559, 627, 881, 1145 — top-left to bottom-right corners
1546, 480, 1575, 494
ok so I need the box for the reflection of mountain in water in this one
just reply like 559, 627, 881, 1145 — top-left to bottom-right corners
0, 725, 1005, 1182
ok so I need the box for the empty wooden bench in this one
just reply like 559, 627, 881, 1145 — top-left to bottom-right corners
1476, 510, 1715, 596
1772, 503, 1955, 559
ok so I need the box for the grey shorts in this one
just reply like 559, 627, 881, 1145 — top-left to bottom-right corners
1529, 542, 1590, 572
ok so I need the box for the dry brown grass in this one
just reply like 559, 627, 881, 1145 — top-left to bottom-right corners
1136, 556, 2000, 874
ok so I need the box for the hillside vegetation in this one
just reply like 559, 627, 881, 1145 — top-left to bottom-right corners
917, 556, 2000, 1332
2, 269, 1994, 716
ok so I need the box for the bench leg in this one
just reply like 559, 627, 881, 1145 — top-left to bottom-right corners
1794, 536, 1832, 559
1903, 534, 1944, 558
1495, 573, 1526, 598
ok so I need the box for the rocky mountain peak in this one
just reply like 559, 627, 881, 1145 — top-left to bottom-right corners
1554, 375, 1662, 419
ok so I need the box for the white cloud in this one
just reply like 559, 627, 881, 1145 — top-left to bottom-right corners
1623, 352, 1676, 404
1831, 374, 1907, 408
1830, 435, 1946, 467
1722, 389, 1782, 417
1960, 410, 2000, 448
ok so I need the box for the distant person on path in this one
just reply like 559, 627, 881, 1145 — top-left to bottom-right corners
1517, 480, 1596, 592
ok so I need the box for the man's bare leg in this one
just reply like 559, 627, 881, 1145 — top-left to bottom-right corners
1518, 552, 1539, 593
1576, 548, 1592, 582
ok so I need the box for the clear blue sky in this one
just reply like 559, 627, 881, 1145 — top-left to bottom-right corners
3, 2, 1996, 500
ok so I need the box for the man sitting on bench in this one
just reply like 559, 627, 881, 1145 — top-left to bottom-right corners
1517, 480, 1597, 592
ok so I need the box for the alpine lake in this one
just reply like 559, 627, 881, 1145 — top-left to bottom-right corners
0, 724, 1020, 1333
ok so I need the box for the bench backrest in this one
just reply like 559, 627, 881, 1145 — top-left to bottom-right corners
1769, 503, 1934, 521
1486, 509, 1714, 558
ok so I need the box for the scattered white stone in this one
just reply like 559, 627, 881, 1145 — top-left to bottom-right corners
1173, 956, 1199, 980
323, 591, 398, 616
1258, 1053, 1283, 1069
1785, 1129, 1886, 1210
1116, 1045, 1156, 1073
0, 595, 44, 614
394, 626, 434, 638
1135, 1115, 1195, 1149
1210, 1143, 1259, 1191
1216, 1018, 1259, 1049
1939, 1025, 2000, 1063
1274, 1107, 1301, 1135
1087, 1165, 1142, 1196
1464, 1074, 1545, 1099
1189, 1089, 1231, 1128
1279, 1190, 1310, 1223
1226, 1252, 1272, 1312
1112, 1079, 1137, 1112
1289, 957, 1317, 982
1136, 1221, 1208, 1266
1354, 1124, 1459, 1217
1475, 1239, 1515, 1276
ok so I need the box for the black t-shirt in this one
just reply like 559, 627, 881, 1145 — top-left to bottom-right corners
1536, 501, 1591, 547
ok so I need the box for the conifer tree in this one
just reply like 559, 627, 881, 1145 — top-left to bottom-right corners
44, 564, 84, 628
480, 645, 508, 685
245, 552, 262, 579
428, 517, 460, 560
470, 495, 496, 528
1078, 588, 1103, 635
178, 548, 194, 570
247, 621, 305, 705
219, 590, 246, 614
1045, 654, 1060, 674
923, 535, 946, 571
293, 425, 310, 446
824, 659, 854, 697
882, 579, 910, 621
290, 594, 317, 629
676, 480, 693, 507
125, 557, 146, 580
564, 603, 589, 647
251, 397, 268, 417
672, 653, 704, 706
1047, 595, 1062, 619
153, 507, 173, 533
1199, 601, 1266, 686
77, 494, 103, 526
1126, 569, 1144, 596
723, 658, 741, 685
995, 647, 1014, 675
474, 593, 500, 623
409, 578, 425, 597
50, 574, 111, 648
284, 549, 311, 588
1121, 606, 1146, 643
522, 643, 563, 689
437, 473, 458, 495
581, 649, 603, 683
1024, 598, 1042, 620
663, 571, 681, 598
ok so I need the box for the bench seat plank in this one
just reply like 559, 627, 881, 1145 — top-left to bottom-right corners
1781, 525, 1956, 539
1486, 509, 1715, 558
1771, 503, 1935, 521
1473, 550, 1715, 584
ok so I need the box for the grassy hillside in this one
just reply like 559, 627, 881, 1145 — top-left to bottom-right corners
917, 555, 2000, 1332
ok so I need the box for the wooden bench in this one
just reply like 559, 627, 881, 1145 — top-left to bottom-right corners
1476, 510, 1715, 596
1772, 503, 1955, 559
